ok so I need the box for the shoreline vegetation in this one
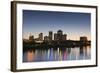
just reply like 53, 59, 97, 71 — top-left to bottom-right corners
23, 40, 91, 51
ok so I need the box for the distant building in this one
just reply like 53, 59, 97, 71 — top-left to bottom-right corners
39, 33, 43, 41
57, 30, 63, 35
54, 33, 58, 41
62, 34, 67, 41
29, 35, 34, 40
49, 31, 53, 41
80, 36, 87, 42
44, 36, 49, 42
54, 30, 67, 41
57, 30, 63, 41
29, 30, 68, 42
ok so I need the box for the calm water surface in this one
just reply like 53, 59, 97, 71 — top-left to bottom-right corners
23, 46, 91, 62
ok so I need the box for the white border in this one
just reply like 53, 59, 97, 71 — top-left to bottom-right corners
17, 3, 96, 69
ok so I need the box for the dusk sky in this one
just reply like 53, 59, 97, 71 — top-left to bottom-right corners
23, 10, 91, 40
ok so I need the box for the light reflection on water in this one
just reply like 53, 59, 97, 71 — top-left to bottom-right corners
23, 46, 91, 62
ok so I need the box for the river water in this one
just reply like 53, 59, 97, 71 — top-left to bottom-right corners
23, 46, 91, 62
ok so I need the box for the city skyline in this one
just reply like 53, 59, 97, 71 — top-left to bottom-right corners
23, 10, 91, 40
24, 30, 90, 42
27, 30, 67, 41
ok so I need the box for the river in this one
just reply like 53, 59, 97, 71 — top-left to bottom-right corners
23, 46, 91, 62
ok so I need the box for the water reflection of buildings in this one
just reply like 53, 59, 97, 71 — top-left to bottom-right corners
24, 46, 91, 62
23, 30, 91, 62
27, 50, 35, 62
79, 46, 91, 59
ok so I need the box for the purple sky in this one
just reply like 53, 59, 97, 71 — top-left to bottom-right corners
23, 10, 91, 40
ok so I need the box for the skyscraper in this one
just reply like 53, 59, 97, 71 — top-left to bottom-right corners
39, 33, 43, 41
57, 30, 63, 35
49, 31, 53, 41
57, 30, 63, 41
54, 33, 58, 41
54, 30, 67, 41
62, 34, 67, 41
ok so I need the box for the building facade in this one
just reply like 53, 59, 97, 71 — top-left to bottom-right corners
62, 34, 67, 41
54, 30, 67, 41
44, 36, 49, 42
54, 33, 58, 41
80, 36, 87, 42
39, 33, 43, 41
49, 31, 53, 41
29, 35, 34, 40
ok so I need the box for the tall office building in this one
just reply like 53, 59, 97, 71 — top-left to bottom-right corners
29, 35, 34, 40
54, 33, 58, 41
57, 30, 63, 41
39, 33, 43, 41
57, 30, 63, 35
62, 34, 67, 41
54, 30, 67, 41
49, 31, 53, 41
